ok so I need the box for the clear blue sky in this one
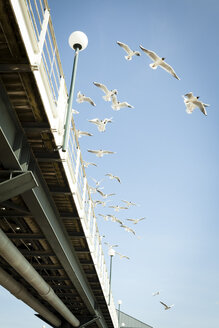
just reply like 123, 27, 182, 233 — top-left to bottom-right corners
1, 1, 219, 328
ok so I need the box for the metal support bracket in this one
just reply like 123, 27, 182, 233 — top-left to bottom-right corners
0, 171, 38, 203
79, 316, 101, 328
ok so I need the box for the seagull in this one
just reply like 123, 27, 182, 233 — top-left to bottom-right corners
122, 200, 138, 207
93, 82, 118, 101
117, 41, 141, 60
160, 301, 174, 310
111, 94, 134, 111
115, 252, 130, 260
98, 213, 111, 221
97, 189, 115, 198
109, 205, 128, 212
105, 173, 121, 183
87, 149, 116, 157
139, 45, 180, 80
126, 217, 146, 224
88, 117, 113, 132
108, 215, 123, 225
184, 92, 209, 116
76, 130, 93, 138
152, 291, 160, 297
72, 109, 79, 114
120, 224, 136, 235
76, 91, 96, 106
83, 161, 97, 168
104, 242, 119, 249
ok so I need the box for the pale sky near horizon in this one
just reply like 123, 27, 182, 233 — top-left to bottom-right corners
1, 1, 219, 328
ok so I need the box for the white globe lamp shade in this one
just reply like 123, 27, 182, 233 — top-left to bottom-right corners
108, 248, 115, 257
118, 300, 122, 305
68, 31, 88, 51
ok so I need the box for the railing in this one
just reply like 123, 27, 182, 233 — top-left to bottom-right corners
9, 0, 118, 327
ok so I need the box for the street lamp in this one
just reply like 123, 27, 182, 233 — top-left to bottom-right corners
108, 247, 115, 305
62, 31, 88, 152
118, 300, 122, 328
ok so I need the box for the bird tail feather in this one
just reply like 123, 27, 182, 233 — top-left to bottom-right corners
125, 55, 132, 61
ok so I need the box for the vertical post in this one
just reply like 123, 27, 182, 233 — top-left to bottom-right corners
62, 48, 79, 152
118, 300, 122, 328
108, 254, 113, 305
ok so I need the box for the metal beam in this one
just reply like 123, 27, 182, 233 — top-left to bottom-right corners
0, 63, 38, 72
5, 231, 85, 239
0, 171, 38, 202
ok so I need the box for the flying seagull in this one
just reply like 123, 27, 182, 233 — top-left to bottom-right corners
152, 291, 160, 297
117, 41, 141, 60
160, 301, 174, 310
83, 161, 97, 168
122, 200, 138, 207
183, 92, 209, 116
126, 217, 146, 224
139, 45, 180, 80
97, 189, 115, 198
111, 94, 134, 111
88, 117, 113, 132
76, 91, 96, 106
105, 173, 121, 183
87, 149, 116, 157
93, 82, 118, 101
76, 130, 93, 138
72, 109, 79, 115
115, 252, 130, 260
109, 205, 128, 212
104, 242, 119, 249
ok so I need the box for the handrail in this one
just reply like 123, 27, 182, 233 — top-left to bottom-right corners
9, 1, 118, 327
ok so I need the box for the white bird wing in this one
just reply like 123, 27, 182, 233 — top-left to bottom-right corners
87, 149, 99, 154
103, 150, 115, 154
83, 96, 96, 106
115, 218, 123, 224
126, 218, 135, 222
104, 117, 113, 123
107, 193, 116, 197
97, 189, 105, 197
160, 301, 168, 309
139, 45, 160, 61
114, 176, 121, 183
77, 130, 93, 137
118, 101, 134, 109
93, 82, 109, 95
117, 41, 132, 55
88, 118, 100, 125
193, 100, 208, 116
105, 173, 113, 178
184, 92, 194, 99
159, 61, 180, 80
